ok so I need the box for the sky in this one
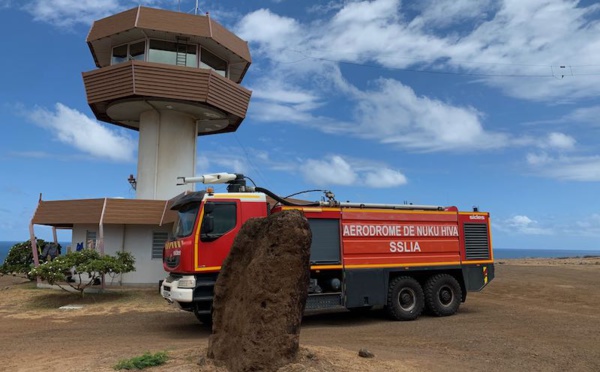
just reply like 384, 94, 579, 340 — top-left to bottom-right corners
0, 0, 599, 250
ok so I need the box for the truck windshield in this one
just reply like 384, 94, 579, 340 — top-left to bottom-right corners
173, 203, 200, 238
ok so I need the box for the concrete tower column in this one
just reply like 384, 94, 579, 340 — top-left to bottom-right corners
136, 110, 197, 199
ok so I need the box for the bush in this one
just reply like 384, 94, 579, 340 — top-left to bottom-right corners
29, 250, 136, 297
0, 239, 48, 279
114, 351, 168, 370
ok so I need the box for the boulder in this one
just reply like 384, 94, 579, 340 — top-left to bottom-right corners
207, 209, 312, 372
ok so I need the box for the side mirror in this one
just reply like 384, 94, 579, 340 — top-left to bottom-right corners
203, 202, 215, 214
202, 215, 214, 234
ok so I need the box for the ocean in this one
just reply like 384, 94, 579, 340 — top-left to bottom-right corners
0, 241, 598, 264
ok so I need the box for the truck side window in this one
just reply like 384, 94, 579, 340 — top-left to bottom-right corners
201, 202, 237, 242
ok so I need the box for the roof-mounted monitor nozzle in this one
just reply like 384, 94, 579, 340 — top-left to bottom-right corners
177, 173, 238, 185
177, 173, 248, 192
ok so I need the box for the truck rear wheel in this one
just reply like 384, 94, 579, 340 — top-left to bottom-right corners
386, 276, 424, 321
424, 274, 462, 317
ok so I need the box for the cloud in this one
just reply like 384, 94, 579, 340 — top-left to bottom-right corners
248, 78, 327, 125
537, 132, 576, 150
236, 8, 304, 54
307, 1, 349, 14
349, 78, 508, 152
565, 106, 600, 126
497, 213, 600, 237
413, 0, 498, 29
526, 152, 600, 181
300, 155, 407, 188
239, 5, 552, 153
301, 156, 357, 186
574, 214, 600, 237
499, 215, 553, 235
23, 0, 170, 28
363, 168, 407, 188
238, 0, 600, 104
27, 103, 135, 162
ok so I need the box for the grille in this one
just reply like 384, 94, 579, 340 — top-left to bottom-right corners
165, 255, 180, 268
464, 223, 490, 260
305, 293, 343, 310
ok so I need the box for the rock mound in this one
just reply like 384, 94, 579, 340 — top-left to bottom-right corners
207, 209, 312, 372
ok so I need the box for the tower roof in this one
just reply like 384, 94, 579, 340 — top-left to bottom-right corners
86, 6, 251, 84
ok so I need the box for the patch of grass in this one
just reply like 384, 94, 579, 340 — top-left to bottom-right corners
114, 351, 168, 370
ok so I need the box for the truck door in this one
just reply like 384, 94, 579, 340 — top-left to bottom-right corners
196, 201, 239, 270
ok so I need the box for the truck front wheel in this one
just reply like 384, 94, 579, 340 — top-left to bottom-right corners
424, 274, 462, 317
193, 308, 213, 326
386, 276, 424, 321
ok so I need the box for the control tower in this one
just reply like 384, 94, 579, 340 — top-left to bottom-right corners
82, 6, 251, 199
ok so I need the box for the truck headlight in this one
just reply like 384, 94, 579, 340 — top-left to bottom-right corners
177, 276, 196, 289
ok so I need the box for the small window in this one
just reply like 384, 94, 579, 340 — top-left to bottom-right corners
200, 202, 237, 242
85, 231, 97, 250
111, 41, 146, 65
200, 48, 227, 77
152, 231, 169, 259
112, 45, 128, 64
129, 41, 146, 61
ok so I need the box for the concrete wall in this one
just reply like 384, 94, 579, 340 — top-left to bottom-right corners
72, 223, 172, 285
121, 224, 172, 284
136, 109, 197, 200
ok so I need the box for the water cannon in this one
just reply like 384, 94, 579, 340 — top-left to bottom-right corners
177, 173, 239, 185
177, 173, 249, 192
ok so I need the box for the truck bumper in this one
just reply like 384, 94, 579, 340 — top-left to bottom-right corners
160, 275, 194, 303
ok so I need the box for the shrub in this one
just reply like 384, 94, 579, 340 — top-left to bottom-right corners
114, 351, 168, 370
29, 250, 135, 297
0, 239, 48, 279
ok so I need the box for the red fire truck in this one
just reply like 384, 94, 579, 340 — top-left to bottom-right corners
160, 173, 494, 323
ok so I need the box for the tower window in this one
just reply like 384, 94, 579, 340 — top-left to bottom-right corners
111, 41, 146, 65
148, 40, 197, 67
200, 48, 227, 77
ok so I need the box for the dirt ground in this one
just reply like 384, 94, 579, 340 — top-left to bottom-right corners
1, 257, 599, 371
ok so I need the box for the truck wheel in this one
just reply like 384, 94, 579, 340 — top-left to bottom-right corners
193, 309, 213, 326
424, 274, 462, 317
386, 276, 424, 321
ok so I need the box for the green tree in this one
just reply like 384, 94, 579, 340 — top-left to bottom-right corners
0, 239, 48, 279
29, 250, 135, 297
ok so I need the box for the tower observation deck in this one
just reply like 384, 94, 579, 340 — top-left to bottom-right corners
82, 6, 252, 199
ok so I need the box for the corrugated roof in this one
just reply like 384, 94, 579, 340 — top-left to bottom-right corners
32, 198, 177, 227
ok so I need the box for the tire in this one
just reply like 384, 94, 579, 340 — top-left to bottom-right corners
193, 308, 213, 326
385, 276, 424, 321
424, 274, 462, 317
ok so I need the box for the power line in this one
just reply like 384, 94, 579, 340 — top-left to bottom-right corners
233, 133, 271, 189
280, 49, 600, 79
